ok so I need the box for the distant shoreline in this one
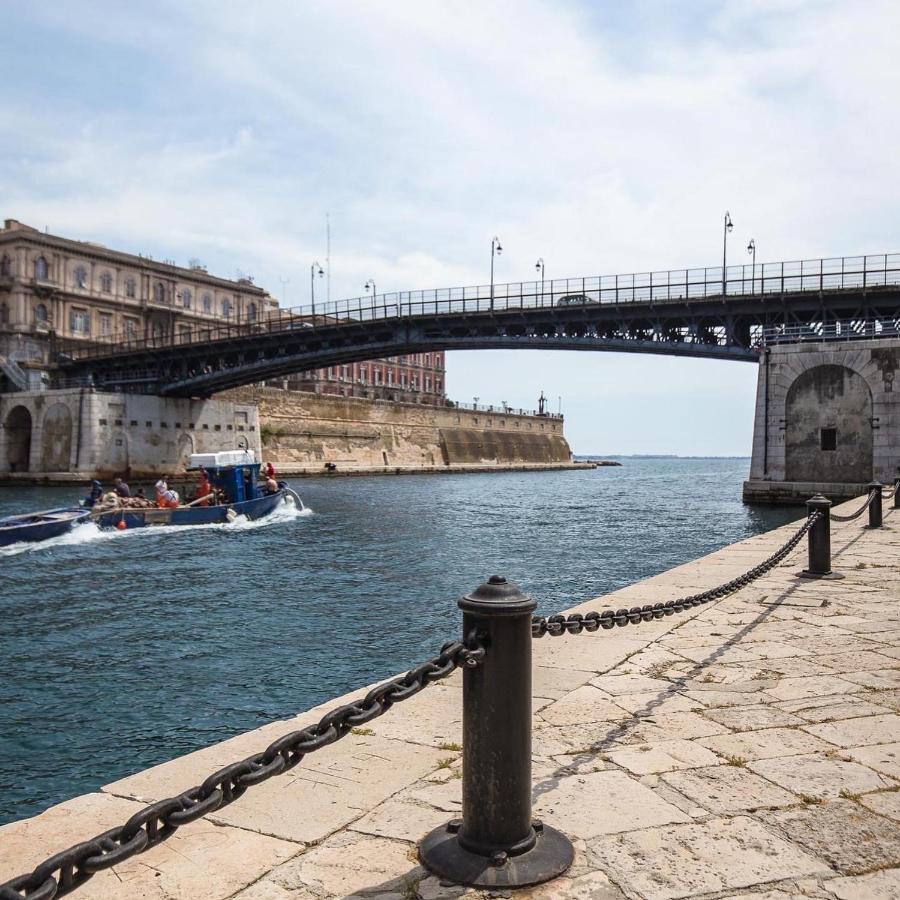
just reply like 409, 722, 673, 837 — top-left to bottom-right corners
575, 455, 751, 460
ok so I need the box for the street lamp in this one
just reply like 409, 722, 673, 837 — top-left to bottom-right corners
747, 239, 757, 294
535, 258, 545, 305
365, 279, 376, 306
310, 261, 324, 322
722, 212, 733, 298
490, 236, 502, 311
473, 395, 480, 410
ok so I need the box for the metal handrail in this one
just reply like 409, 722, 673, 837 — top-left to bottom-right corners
54, 251, 900, 362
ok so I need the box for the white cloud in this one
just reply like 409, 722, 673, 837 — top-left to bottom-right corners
3, 0, 898, 452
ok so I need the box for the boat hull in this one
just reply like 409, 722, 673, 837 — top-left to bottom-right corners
93, 490, 286, 530
0, 508, 92, 547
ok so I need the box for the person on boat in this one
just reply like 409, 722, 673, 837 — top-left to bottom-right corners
154, 476, 179, 509
263, 474, 279, 495
195, 470, 213, 507
114, 477, 131, 498
84, 480, 104, 507
265, 461, 276, 480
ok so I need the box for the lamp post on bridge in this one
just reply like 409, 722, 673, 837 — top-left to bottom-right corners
365, 279, 376, 309
722, 210, 734, 300
722, 212, 733, 299
535, 258, 545, 305
310, 261, 324, 323
747, 239, 756, 294
490, 236, 503, 312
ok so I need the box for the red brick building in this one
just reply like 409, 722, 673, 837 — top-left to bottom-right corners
282, 351, 446, 405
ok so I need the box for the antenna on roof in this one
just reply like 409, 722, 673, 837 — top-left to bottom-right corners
326, 212, 331, 303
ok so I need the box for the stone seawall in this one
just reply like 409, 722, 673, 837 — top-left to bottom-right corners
224, 387, 575, 474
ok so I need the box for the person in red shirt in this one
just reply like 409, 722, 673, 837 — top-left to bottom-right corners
196, 469, 213, 507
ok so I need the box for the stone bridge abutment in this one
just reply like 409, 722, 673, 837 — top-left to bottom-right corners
744, 337, 899, 503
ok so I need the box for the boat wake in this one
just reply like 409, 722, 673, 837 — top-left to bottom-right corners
0, 498, 312, 557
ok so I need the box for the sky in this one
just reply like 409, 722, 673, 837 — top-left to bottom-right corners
3, 0, 898, 454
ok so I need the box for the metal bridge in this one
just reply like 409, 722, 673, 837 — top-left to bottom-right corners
55, 252, 900, 397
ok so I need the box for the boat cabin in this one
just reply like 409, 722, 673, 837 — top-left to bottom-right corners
187, 450, 264, 504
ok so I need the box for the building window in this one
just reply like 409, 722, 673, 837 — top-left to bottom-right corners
821, 428, 837, 451
35, 256, 49, 280
125, 277, 136, 298
179, 325, 192, 342
152, 321, 165, 340
182, 288, 192, 309
124, 317, 138, 338
203, 293, 212, 313
247, 302, 257, 321
425, 376, 431, 392
70, 308, 91, 334
100, 272, 112, 293
222, 298, 233, 317
34, 304, 48, 324
0, 255, 10, 276
73, 265, 88, 289
360, 367, 368, 384
0, 303, 7, 324
341, 365, 349, 380
99, 313, 112, 336
154, 282, 166, 303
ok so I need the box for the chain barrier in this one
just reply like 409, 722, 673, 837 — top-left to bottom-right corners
831, 490, 879, 523
0, 638, 486, 900
881, 485, 897, 500
532, 512, 819, 638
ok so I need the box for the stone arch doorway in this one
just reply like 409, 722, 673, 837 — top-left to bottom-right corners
5, 406, 33, 472
40, 403, 73, 472
785, 365, 872, 483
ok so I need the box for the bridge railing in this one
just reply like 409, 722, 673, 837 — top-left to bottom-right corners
54, 252, 900, 362
762, 320, 900, 345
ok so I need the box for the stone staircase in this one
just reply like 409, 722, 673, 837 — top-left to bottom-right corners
0, 354, 29, 391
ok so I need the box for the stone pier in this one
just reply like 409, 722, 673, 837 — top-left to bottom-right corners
743, 337, 900, 505
2, 498, 899, 899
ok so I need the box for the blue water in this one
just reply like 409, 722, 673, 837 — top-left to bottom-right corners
0, 460, 800, 824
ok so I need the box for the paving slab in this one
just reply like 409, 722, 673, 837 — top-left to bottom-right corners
824, 869, 900, 900
606, 739, 720, 775
761, 799, 900, 874
748, 752, 896, 799
0, 792, 298, 898
661, 764, 797, 814
844, 741, 900, 778
803, 712, 900, 747
587, 816, 829, 900
698, 726, 832, 761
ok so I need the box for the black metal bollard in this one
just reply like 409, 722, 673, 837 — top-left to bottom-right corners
895, 473, 900, 510
802, 495, 832, 577
419, 576, 574, 888
868, 481, 883, 528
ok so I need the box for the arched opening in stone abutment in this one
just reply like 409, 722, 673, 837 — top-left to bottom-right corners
40, 403, 73, 472
5, 406, 33, 473
785, 365, 873, 483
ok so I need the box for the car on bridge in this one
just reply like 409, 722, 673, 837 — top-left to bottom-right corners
556, 294, 595, 306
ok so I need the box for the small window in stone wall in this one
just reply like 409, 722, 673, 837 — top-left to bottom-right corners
146, 421, 152, 427
821, 428, 837, 451
130, 420, 138, 426
98, 418, 107, 425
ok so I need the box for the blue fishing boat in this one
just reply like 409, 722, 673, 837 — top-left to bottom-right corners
91, 451, 302, 530
0, 507, 92, 547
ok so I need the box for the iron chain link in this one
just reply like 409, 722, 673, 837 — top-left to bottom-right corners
532, 512, 820, 638
831, 489, 879, 522
0, 638, 485, 900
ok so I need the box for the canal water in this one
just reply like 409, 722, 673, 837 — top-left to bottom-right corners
0, 459, 800, 824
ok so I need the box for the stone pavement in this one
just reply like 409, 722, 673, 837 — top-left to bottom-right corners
2, 498, 899, 899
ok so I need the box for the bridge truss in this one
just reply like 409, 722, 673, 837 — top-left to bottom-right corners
55, 253, 900, 397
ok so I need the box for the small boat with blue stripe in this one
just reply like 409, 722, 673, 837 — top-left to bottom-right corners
91, 451, 303, 530
0, 507, 91, 547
